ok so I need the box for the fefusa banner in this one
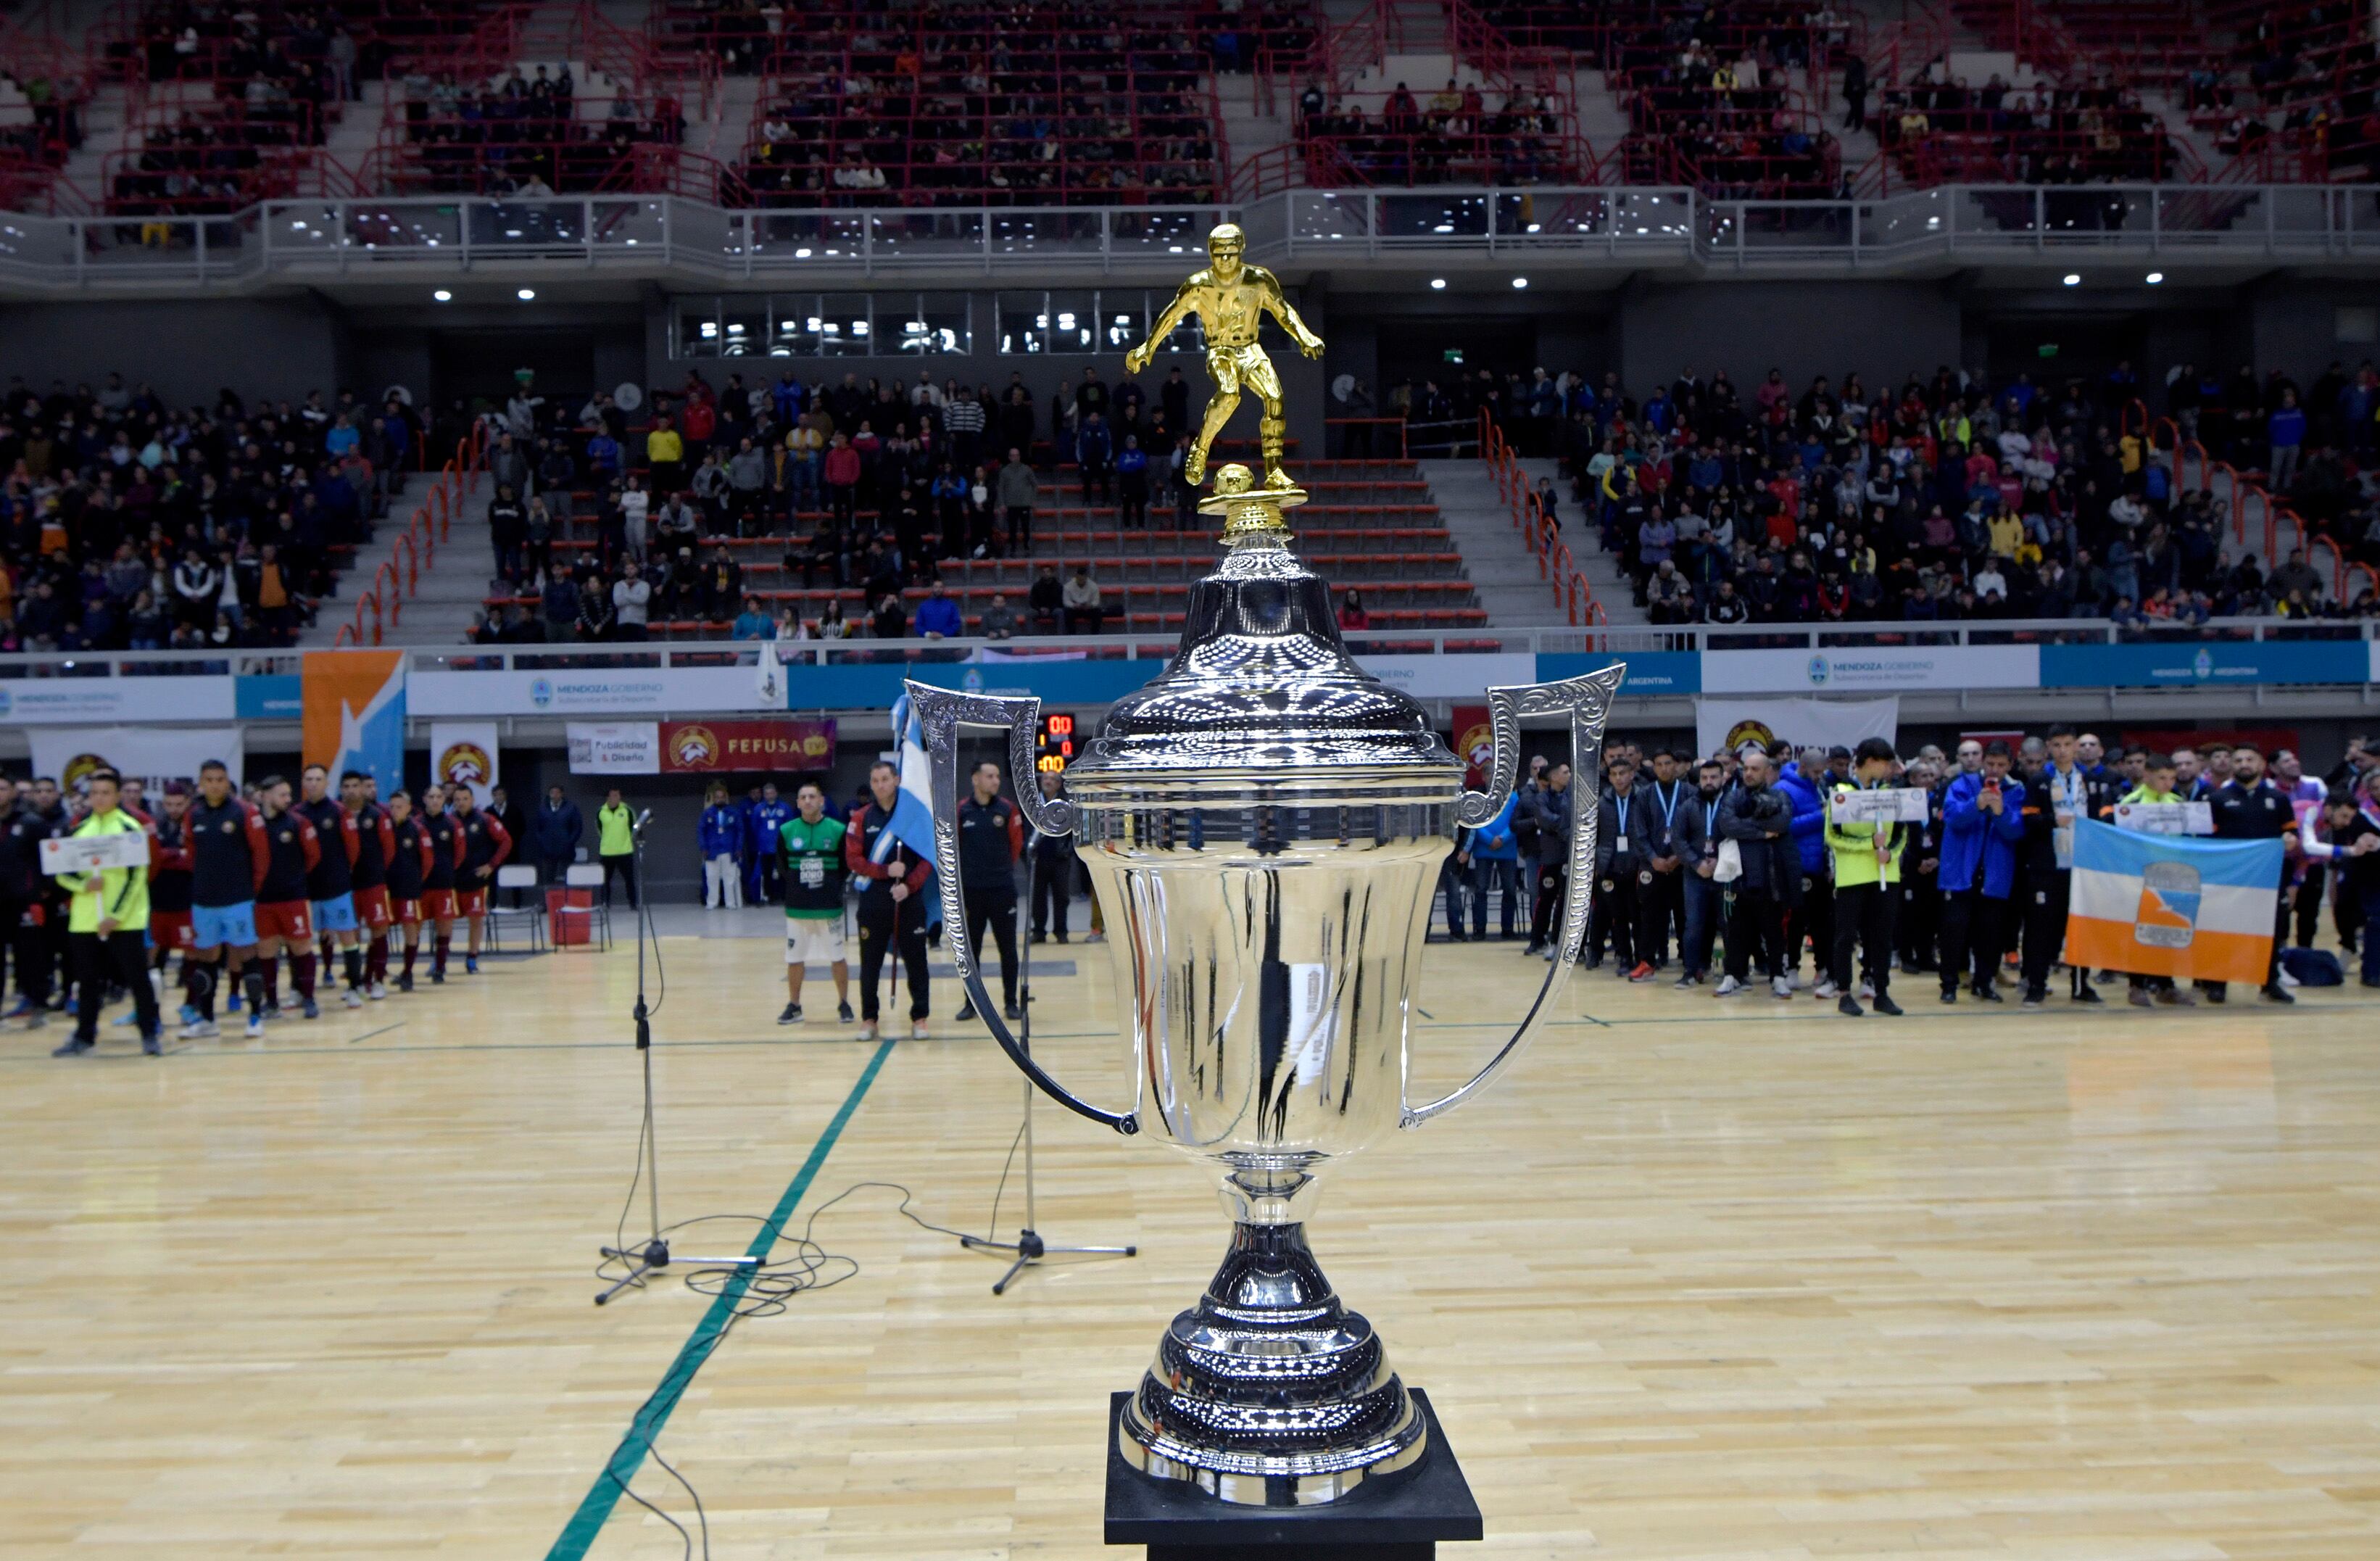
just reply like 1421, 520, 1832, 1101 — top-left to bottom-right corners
658, 719, 838, 773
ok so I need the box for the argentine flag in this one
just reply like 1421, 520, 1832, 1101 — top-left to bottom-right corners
879, 692, 943, 930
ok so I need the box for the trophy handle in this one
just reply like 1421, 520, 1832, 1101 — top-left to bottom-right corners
903, 681, 1140, 1136
1402, 663, 1626, 1129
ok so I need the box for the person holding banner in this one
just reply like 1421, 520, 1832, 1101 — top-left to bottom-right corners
2015, 726, 2115, 1010
1937, 741, 2026, 1005
1823, 737, 1907, 1018
2203, 744, 2297, 1006
49, 770, 164, 1057
2300, 785, 2380, 986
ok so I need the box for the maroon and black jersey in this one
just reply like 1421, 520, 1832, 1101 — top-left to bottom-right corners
257, 808, 322, 905
296, 795, 359, 900
348, 803, 397, 890
422, 811, 461, 891
386, 815, 435, 899
454, 809, 513, 879
188, 794, 270, 908
845, 800, 934, 911
149, 809, 194, 916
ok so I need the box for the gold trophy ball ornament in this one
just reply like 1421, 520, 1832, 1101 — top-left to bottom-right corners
1124, 221, 1326, 508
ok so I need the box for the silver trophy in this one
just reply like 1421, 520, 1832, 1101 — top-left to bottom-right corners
907, 232, 1618, 1508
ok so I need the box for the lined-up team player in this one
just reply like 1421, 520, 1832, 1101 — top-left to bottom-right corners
14, 762, 513, 1053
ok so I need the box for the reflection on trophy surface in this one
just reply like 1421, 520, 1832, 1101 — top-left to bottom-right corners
910, 223, 1622, 1510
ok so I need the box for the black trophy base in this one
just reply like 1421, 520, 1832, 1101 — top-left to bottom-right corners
1104, 1389, 1483, 1559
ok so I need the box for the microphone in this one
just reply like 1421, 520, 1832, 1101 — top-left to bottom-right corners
633, 808, 653, 829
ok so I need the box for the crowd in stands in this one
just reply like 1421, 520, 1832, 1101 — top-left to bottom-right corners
2188, 1, 2380, 179
726, 6, 1231, 209
1461, 358, 2380, 626
0, 376, 425, 653
464, 363, 1224, 644
1293, 79, 1581, 187
1617, 45, 1841, 197
1873, 75, 2184, 188
392, 65, 687, 196
1450, 729, 2380, 1000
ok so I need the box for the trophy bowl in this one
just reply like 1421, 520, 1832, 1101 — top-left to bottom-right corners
908, 491, 1621, 1506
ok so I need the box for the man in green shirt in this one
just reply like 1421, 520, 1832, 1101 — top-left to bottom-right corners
2120, 753, 2194, 1009
596, 788, 638, 908
56, 768, 163, 1056
779, 781, 853, 1025
1823, 736, 1906, 1019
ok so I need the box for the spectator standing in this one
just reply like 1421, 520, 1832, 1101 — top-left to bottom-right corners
612, 560, 652, 641
998, 449, 1038, 553
1461, 788, 1521, 940
531, 784, 582, 883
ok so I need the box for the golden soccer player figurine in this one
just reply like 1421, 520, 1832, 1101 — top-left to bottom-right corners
1125, 222, 1324, 494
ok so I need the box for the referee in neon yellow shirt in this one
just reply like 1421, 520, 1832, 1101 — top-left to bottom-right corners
54, 768, 163, 1056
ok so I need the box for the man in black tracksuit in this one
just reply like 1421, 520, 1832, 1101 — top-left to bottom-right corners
0, 776, 62, 1023
845, 761, 932, 1039
1592, 753, 1646, 975
1028, 769, 1075, 943
955, 761, 1024, 1022
2205, 742, 2298, 1006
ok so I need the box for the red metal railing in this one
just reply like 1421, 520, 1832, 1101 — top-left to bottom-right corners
348, 428, 478, 647
1480, 407, 1598, 626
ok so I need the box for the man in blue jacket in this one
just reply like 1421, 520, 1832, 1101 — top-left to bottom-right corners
1775, 747, 1830, 994
1458, 789, 1522, 940
1937, 740, 2027, 1003
699, 784, 747, 908
746, 782, 795, 904
530, 784, 583, 884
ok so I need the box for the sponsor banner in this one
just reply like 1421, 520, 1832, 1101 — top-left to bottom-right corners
236, 674, 303, 720
1355, 653, 1536, 700
1701, 643, 2039, 693
1533, 650, 1699, 695
428, 721, 500, 806
0, 674, 235, 724
2041, 640, 2368, 688
658, 719, 838, 774
302, 650, 407, 798
2064, 819, 2281, 984
567, 722, 660, 774
25, 725, 245, 794
409, 665, 781, 717
1693, 697, 1899, 761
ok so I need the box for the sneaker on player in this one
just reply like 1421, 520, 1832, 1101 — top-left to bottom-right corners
1713, 974, 1744, 997
300, 998, 321, 1020
178, 1002, 201, 1026
1857, 978, 1875, 1000
428, 969, 444, 985
2072, 985, 2104, 1005
779, 1002, 803, 1025
955, 1001, 979, 1022
1627, 961, 1657, 982
1770, 975, 1792, 999
226, 988, 243, 1013
114, 1011, 143, 1027
179, 1019, 220, 1040
246, 1011, 265, 1038
260, 1002, 282, 1022
2276, 966, 2301, 989
342, 987, 364, 1009
911, 1019, 931, 1040
1813, 978, 1840, 999
368, 982, 389, 1001
860, 1020, 879, 1041
837, 1000, 855, 1024
142, 1032, 162, 1056
1672, 972, 1701, 990
1873, 995, 1904, 1016
465, 955, 479, 975
1003, 1000, 1024, 1021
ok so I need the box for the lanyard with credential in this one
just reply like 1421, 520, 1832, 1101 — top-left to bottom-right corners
1654, 780, 1683, 835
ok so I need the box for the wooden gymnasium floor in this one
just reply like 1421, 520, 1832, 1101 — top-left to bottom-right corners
4, 919, 2378, 1560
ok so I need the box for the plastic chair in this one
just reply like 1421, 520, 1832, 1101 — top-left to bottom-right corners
484, 864, 547, 953
551, 862, 613, 951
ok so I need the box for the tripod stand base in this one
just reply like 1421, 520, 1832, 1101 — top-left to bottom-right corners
594, 1239, 759, 1305
962, 1228, 1138, 1295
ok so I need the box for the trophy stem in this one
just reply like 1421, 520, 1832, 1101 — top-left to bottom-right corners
1118, 1222, 1428, 1507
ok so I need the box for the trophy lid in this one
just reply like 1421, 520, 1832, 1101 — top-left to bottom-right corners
1063, 473, 1462, 811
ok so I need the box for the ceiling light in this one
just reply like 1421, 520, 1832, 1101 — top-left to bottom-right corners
516, 287, 536, 301
432, 289, 452, 302
1429, 278, 1446, 290
2060, 273, 2080, 286
1511, 277, 1529, 289
2145, 271, 2165, 284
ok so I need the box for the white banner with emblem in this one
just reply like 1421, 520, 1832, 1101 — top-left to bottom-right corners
25, 724, 245, 796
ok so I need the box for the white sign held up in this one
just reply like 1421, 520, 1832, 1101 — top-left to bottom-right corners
41, 831, 152, 877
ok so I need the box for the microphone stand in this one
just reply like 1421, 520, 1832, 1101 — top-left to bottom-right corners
959, 841, 1135, 1295
596, 808, 756, 1305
